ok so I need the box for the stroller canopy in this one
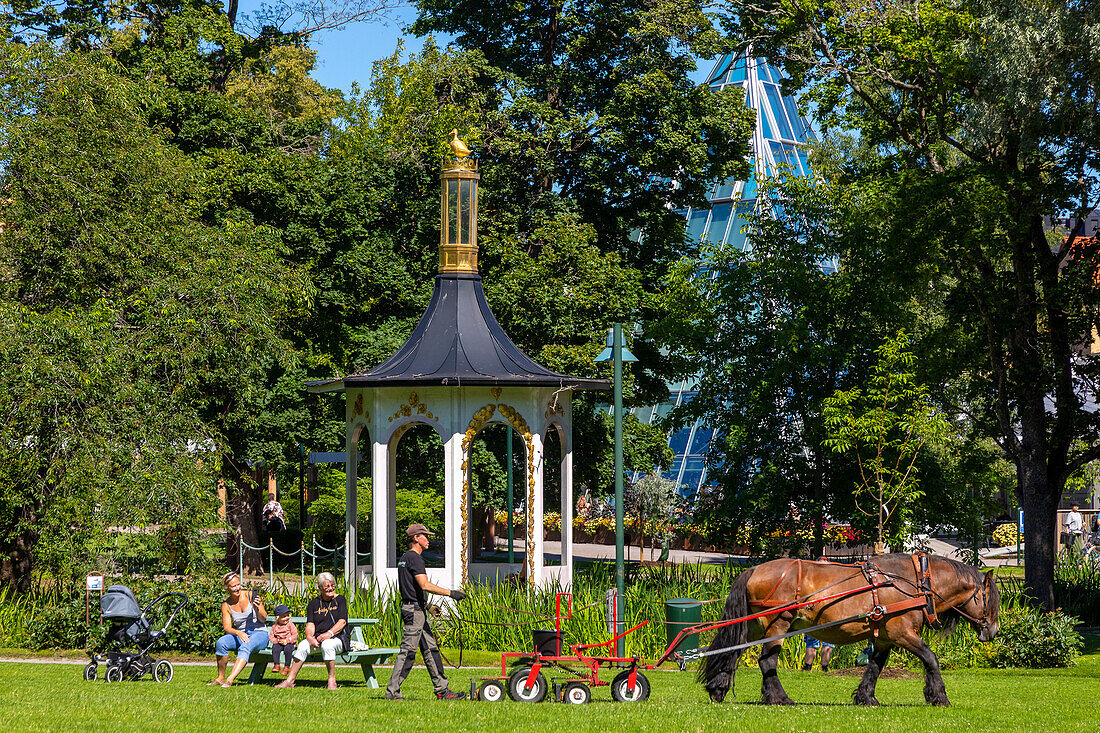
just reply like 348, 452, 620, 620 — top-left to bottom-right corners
101, 585, 143, 621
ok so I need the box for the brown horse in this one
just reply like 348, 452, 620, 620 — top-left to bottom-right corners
699, 553, 999, 706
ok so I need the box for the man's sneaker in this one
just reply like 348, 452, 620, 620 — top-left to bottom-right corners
436, 689, 467, 700
384, 692, 404, 700
821, 666, 829, 673
801, 664, 812, 672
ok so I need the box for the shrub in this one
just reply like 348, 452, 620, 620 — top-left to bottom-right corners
992, 523, 1021, 548
988, 605, 1083, 668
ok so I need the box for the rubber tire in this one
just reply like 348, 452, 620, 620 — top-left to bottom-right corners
478, 680, 505, 702
563, 682, 591, 704
153, 660, 174, 683
83, 663, 97, 681
105, 666, 123, 683
507, 667, 548, 703
610, 670, 650, 702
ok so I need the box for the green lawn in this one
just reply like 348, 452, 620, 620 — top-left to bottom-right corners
1, 653, 1095, 732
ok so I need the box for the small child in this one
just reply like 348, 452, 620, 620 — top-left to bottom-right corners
269, 604, 298, 675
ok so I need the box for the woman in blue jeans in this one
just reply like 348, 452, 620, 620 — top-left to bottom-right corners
209, 572, 269, 686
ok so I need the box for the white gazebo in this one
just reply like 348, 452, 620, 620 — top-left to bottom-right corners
307, 140, 608, 595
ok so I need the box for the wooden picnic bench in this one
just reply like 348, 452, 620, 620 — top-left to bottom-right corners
248, 617, 398, 687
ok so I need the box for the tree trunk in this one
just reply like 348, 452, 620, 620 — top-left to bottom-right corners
0, 504, 38, 593
811, 463, 825, 558
1020, 463, 1059, 610
223, 461, 262, 574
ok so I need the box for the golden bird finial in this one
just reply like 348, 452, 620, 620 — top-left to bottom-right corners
449, 129, 472, 158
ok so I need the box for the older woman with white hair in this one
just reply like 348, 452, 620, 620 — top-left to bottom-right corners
275, 572, 348, 690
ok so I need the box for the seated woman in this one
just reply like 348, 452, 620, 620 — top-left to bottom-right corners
210, 572, 269, 687
275, 572, 348, 690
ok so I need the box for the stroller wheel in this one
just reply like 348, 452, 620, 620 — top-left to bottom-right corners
83, 662, 97, 681
153, 660, 174, 683
105, 666, 123, 683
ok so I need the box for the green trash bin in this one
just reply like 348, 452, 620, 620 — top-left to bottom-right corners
665, 598, 702, 653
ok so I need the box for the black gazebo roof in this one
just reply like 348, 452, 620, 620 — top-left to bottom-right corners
306, 274, 610, 393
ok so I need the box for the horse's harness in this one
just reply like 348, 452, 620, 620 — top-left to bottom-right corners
749, 553, 985, 638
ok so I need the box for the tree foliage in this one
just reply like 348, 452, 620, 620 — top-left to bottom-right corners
0, 42, 306, 585
726, 0, 1100, 607
823, 332, 951, 551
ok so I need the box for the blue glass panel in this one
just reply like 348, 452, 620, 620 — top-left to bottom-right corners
714, 175, 738, 200
756, 58, 773, 82
742, 171, 757, 200
783, 96, 807, 142
679, 469, 704, 492
726, 215, 748, 250
797, 150, 812, 177
729, 56, 747, 84
653, 400, 676, 424
662, 455, 685, 483
769, 140, 793, 170
708, 56, 732, 85
669, 427, 692, 455
764, 85, 794, 140
689, 428, 714, 454
758, 101, 774, 139
705, 203, 732, 244
685, 209, 709, 242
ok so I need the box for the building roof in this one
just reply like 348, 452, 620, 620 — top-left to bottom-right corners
307, 274, 610, 392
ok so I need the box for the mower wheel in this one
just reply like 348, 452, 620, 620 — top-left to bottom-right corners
478, 680, 505, 702
507, 667, 548, 703
82, 663, 97, 681
562, 682, 591, 704
610, 670, 650, 702
153, 660, 174, 683
105, 666, 123, 683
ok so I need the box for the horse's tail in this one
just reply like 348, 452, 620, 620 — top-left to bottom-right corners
698, 566, 753, 702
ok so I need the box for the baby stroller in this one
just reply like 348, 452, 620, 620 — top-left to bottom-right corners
84, 585, 188, 683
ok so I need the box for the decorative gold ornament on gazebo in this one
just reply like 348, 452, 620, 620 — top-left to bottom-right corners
439, 130, 479, 274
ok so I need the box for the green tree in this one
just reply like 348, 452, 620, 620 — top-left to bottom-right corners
727, 0, 1100, 607
823, 333, 951, 552
656, 171, 898, 555
0, 42, 306, 586
626, 472, 678, 560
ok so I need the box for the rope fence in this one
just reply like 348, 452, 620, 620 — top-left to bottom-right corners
237, 537, 372, 589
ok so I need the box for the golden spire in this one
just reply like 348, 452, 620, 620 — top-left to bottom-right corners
439, 131, 480, 274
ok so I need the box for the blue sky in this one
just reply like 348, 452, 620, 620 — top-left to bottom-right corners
236, 2, 433, 93
236, 1, 714, 94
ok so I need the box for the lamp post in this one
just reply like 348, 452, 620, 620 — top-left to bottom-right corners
595, 323, 637, 656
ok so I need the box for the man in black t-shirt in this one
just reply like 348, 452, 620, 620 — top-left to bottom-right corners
276, 572, 348, 690
384, 523, 467, 700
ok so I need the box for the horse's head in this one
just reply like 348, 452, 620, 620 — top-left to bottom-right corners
961, 569, 999, 642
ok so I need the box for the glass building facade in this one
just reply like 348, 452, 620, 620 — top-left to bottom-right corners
631, 51, 820, 496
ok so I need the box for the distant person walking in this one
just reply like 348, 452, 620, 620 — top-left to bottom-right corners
384, 523, 467, 701
1065, 503, 1085, 551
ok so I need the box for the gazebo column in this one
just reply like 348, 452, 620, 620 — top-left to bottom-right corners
344, 423, 362, 594
444, 431, 464, 589
371, 437, 392, 585
559, 428, 574, 590
529, 430, 546, 586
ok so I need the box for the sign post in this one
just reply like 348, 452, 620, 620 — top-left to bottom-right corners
85, 573, 105, 626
